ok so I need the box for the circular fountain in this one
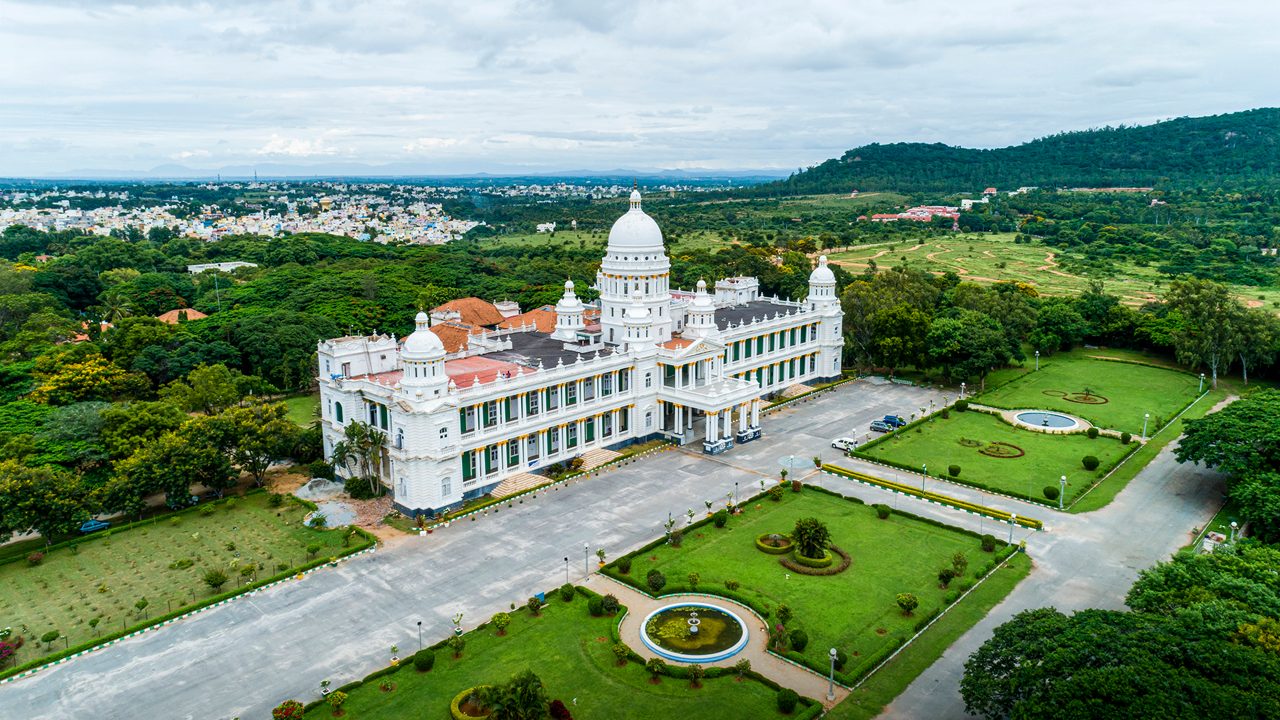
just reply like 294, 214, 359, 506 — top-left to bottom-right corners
640, 603, 749, 663
1013, 410, 1081, 431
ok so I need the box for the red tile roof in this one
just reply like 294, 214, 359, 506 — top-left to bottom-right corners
498, 306, 558, 334
428, 322, 480, 353
661, 337, 694, 350
155, 308, 208, 324
445, 356, 532, 385
432, 297, 505, 327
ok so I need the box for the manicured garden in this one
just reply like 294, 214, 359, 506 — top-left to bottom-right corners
975, 352, 1200, 434
0, 491, 365, 669
297, 591, 800, 719
604, 489, 1017, 684
856, 409, 1133, 504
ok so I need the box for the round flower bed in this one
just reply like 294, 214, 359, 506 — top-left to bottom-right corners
780, 545, 852, 576
1042, 389, 1109, 404
791, 548, 833, 568
979, 441, 1025, 459
754, 533, 793, 555
450, 686, 492, 719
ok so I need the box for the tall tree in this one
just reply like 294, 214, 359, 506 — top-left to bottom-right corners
0, 460, 93, 546
205, 402, 298, 486
1165, 278, 1242, 388
330, 421, 387, 497
1235, 307, 1280, 385
159, 363, 243, 415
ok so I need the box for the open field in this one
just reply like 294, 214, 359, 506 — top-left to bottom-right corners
612, 490, 1018, 682
858, 410, 1132, 504
827, 234, 1280, 310
976, 352, 1200, 434
283, 394, 319, 427
0, 492, 355, 667
302, 594, 791, 720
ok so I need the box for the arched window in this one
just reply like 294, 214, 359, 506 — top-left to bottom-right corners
334, 402, 344, 423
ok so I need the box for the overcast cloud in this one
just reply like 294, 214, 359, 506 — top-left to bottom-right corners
0, 0, 1277, 176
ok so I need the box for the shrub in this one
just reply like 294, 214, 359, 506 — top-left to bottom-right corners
688, 663, 706, 688
559, 583, 575, 602
587, 596, 604, 617
1120, 431, 1132, 444
896, 592, 919, 615
725, 579, 740, 591
447, 635, 465, 658
526, 596, 542, 615
268, 493, 285, 507
713, 509, 728, 528
952, 552, 968, 576
812, 455, 822, 468
955, 400, 969, 412
601, 594, 620, 614
942, 408, 951, 419
492, 612, 511, 635
792, 517, 831, 559
645, 657, 666, 681
40, 630, 59, 648
273, 700, 305, 719
834, 648, 848, 670
305, 542, 322, 558
789, 628, 809, 652
791, 480, 803, 492
777, 688, 799, 714
26, 552, 43, 566
874, 504, 891, 519
202, 569, 228, 592
1082, 455, 1100, 471
1086, 427, 1099, 439
200, 505, 216, 517
669, 529, 683, 548
981, 534, 996, 552
646, 569, 667, 592
938, 567, 956, 588
768, 486, 783, 502
326, 690, 347, 714
611, 642, 630, 665
1043, 486, 1060, 501
549, 699, 573, 720
687, 572, 700, 590
734, 659, 752, 677
776, 604, 793, 625
344, 475, 381, 500
948, 464, 961, 478
617, 557, 632, 574
225, 497, 238, 510
412, 649, 435, 671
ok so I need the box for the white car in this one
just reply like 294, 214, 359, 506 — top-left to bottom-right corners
830, 437, 857, 451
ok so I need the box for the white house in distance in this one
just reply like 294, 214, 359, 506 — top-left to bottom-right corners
316, 191, 844, 518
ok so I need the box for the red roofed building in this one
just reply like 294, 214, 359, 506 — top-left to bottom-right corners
430, 298, 506, 328
156, 308, 208, 324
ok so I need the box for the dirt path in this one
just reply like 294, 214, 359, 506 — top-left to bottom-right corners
1035, 251, 1079, 279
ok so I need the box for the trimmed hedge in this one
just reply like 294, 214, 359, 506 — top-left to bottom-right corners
822, 463, 1045, 529
790, 549, 834, 568
450, 686, 489, 720
755, 533, 794, 555
780, 544, 852, 576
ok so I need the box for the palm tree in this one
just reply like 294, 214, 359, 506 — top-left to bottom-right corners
477, 670, 547, 720
99, 292, 134, 324
331, 422, 387, 497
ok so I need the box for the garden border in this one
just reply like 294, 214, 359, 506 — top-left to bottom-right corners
820, 464, 1045, 530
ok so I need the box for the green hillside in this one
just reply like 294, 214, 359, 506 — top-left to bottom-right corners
767, 108, 1280, 194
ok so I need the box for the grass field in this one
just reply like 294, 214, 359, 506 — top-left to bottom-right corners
858, 411, 1132, 503
283, 394, 320, 427
976, 352, 1200, 434
826, 234, 1280, 311
826, 552, 1032, 720
621, 490, 1016, 681
302, 595, 790, 720
0, 492, 353, 667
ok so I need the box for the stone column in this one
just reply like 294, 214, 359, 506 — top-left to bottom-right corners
751, 399, 760, 427
707, 412, 719, 442
723, 410, 732, 439
739, 403, 749, 433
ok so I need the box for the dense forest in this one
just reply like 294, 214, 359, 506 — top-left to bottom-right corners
765, 108, 1280, 194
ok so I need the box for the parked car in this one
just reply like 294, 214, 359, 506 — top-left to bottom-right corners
79, 519, 110, 534
870, 420, 893, 433
830, 437, 857, 451
883, 415, 908, 428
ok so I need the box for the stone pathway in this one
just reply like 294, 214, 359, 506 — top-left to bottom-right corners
601, 576, 849, 709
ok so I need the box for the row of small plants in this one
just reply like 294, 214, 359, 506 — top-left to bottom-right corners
821, 464, 1045, 530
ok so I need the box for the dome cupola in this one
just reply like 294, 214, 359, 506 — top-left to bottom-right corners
402, 311, 446, 360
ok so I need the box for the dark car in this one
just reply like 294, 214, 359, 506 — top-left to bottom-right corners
883, 415, 907, 428
870, 420, 893, 433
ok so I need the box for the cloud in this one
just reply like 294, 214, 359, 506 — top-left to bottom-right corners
255, 134, 340, 157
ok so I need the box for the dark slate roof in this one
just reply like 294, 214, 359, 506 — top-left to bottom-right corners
713, 300, 799, 330
486, 331, 614, 369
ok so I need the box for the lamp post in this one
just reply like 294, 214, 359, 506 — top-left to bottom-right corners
1199, 372, 1205, 393
584, 543, 590, 575
1142, 413, 1150, 441
563, 556, 569, 584
1058, 475, 1066, 511
960, 382, 966, 398
921, 463, 927, 493
827, 647, 838, 701
417, 620, 423, 651
1230, 521, 1239, 542
1009, 513, 1017, 544
1035, 350, 1039, 371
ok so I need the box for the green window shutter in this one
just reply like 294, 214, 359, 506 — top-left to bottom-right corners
462, 451, 475, 481
459, 408, 468, 433
585, 418, 595, 442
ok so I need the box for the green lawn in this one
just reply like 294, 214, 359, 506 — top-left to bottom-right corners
304, 596, 789, 720
283, 394, 320, 427
975, 352, 1200, 435
618, 491, 1014, 682
858, 411, 1132, 503
0, 492, 353, 667
827, 552, 1032, 720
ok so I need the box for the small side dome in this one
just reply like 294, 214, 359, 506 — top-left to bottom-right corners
809, 255, 835, 284
402, 311, 445, 358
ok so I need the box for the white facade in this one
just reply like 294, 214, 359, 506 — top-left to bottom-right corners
317, 192, 844, 517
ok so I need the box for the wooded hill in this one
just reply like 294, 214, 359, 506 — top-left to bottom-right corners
764, 108, 1280, 194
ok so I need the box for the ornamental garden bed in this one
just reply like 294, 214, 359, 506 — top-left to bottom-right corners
856, 411, 1130, 504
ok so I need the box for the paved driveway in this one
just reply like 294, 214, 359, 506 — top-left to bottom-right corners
0, 379, 944, 720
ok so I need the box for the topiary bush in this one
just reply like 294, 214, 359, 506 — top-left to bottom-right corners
874, 504, 891, 520
617, 556, 632, 574
1043, 486, 1060, 501
526, 596, 542, 615
1086, 427, 1099, 439
768, 486, 784, 502
549, 699, 573, 720
777, 688, 799, 714
834, 648, 848, 670
981, 534, 996, 552
1082, 455, 1100, 471
955, 400, 969, 412
272, 699, 305, 719
26, 552, 43, 566
601, 594, 619, 614
896, 592, 919, 615
1120, 431, 1132, 444
647, 569, 666, 592
948, 464, 961, 478
559, 583, 574, 602
713, 509, 728, 528
587, 596, 604, 617
789, 628, 809, 652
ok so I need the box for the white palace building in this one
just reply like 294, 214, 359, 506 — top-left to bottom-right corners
316, 191, 844, 517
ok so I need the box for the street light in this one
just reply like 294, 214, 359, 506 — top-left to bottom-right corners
827, 647, 838, 701
1142, 413, 1150, 440
584, 543, 590, 575
1230, 521, 1239, 542
1009, 513, 1017, 544
417, 620, 423, 651
921, 463, 927, 493
1199, 372, 1205, 393
960, 382, 966, 398
564, 556, 569, 583
1058, 475, 1066, 511
1035, 350, 1040, 371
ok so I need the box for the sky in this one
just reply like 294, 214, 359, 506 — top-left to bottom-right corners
1, 0, 1278, 177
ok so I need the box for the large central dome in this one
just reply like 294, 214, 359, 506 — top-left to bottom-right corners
607, 190, 664, 251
